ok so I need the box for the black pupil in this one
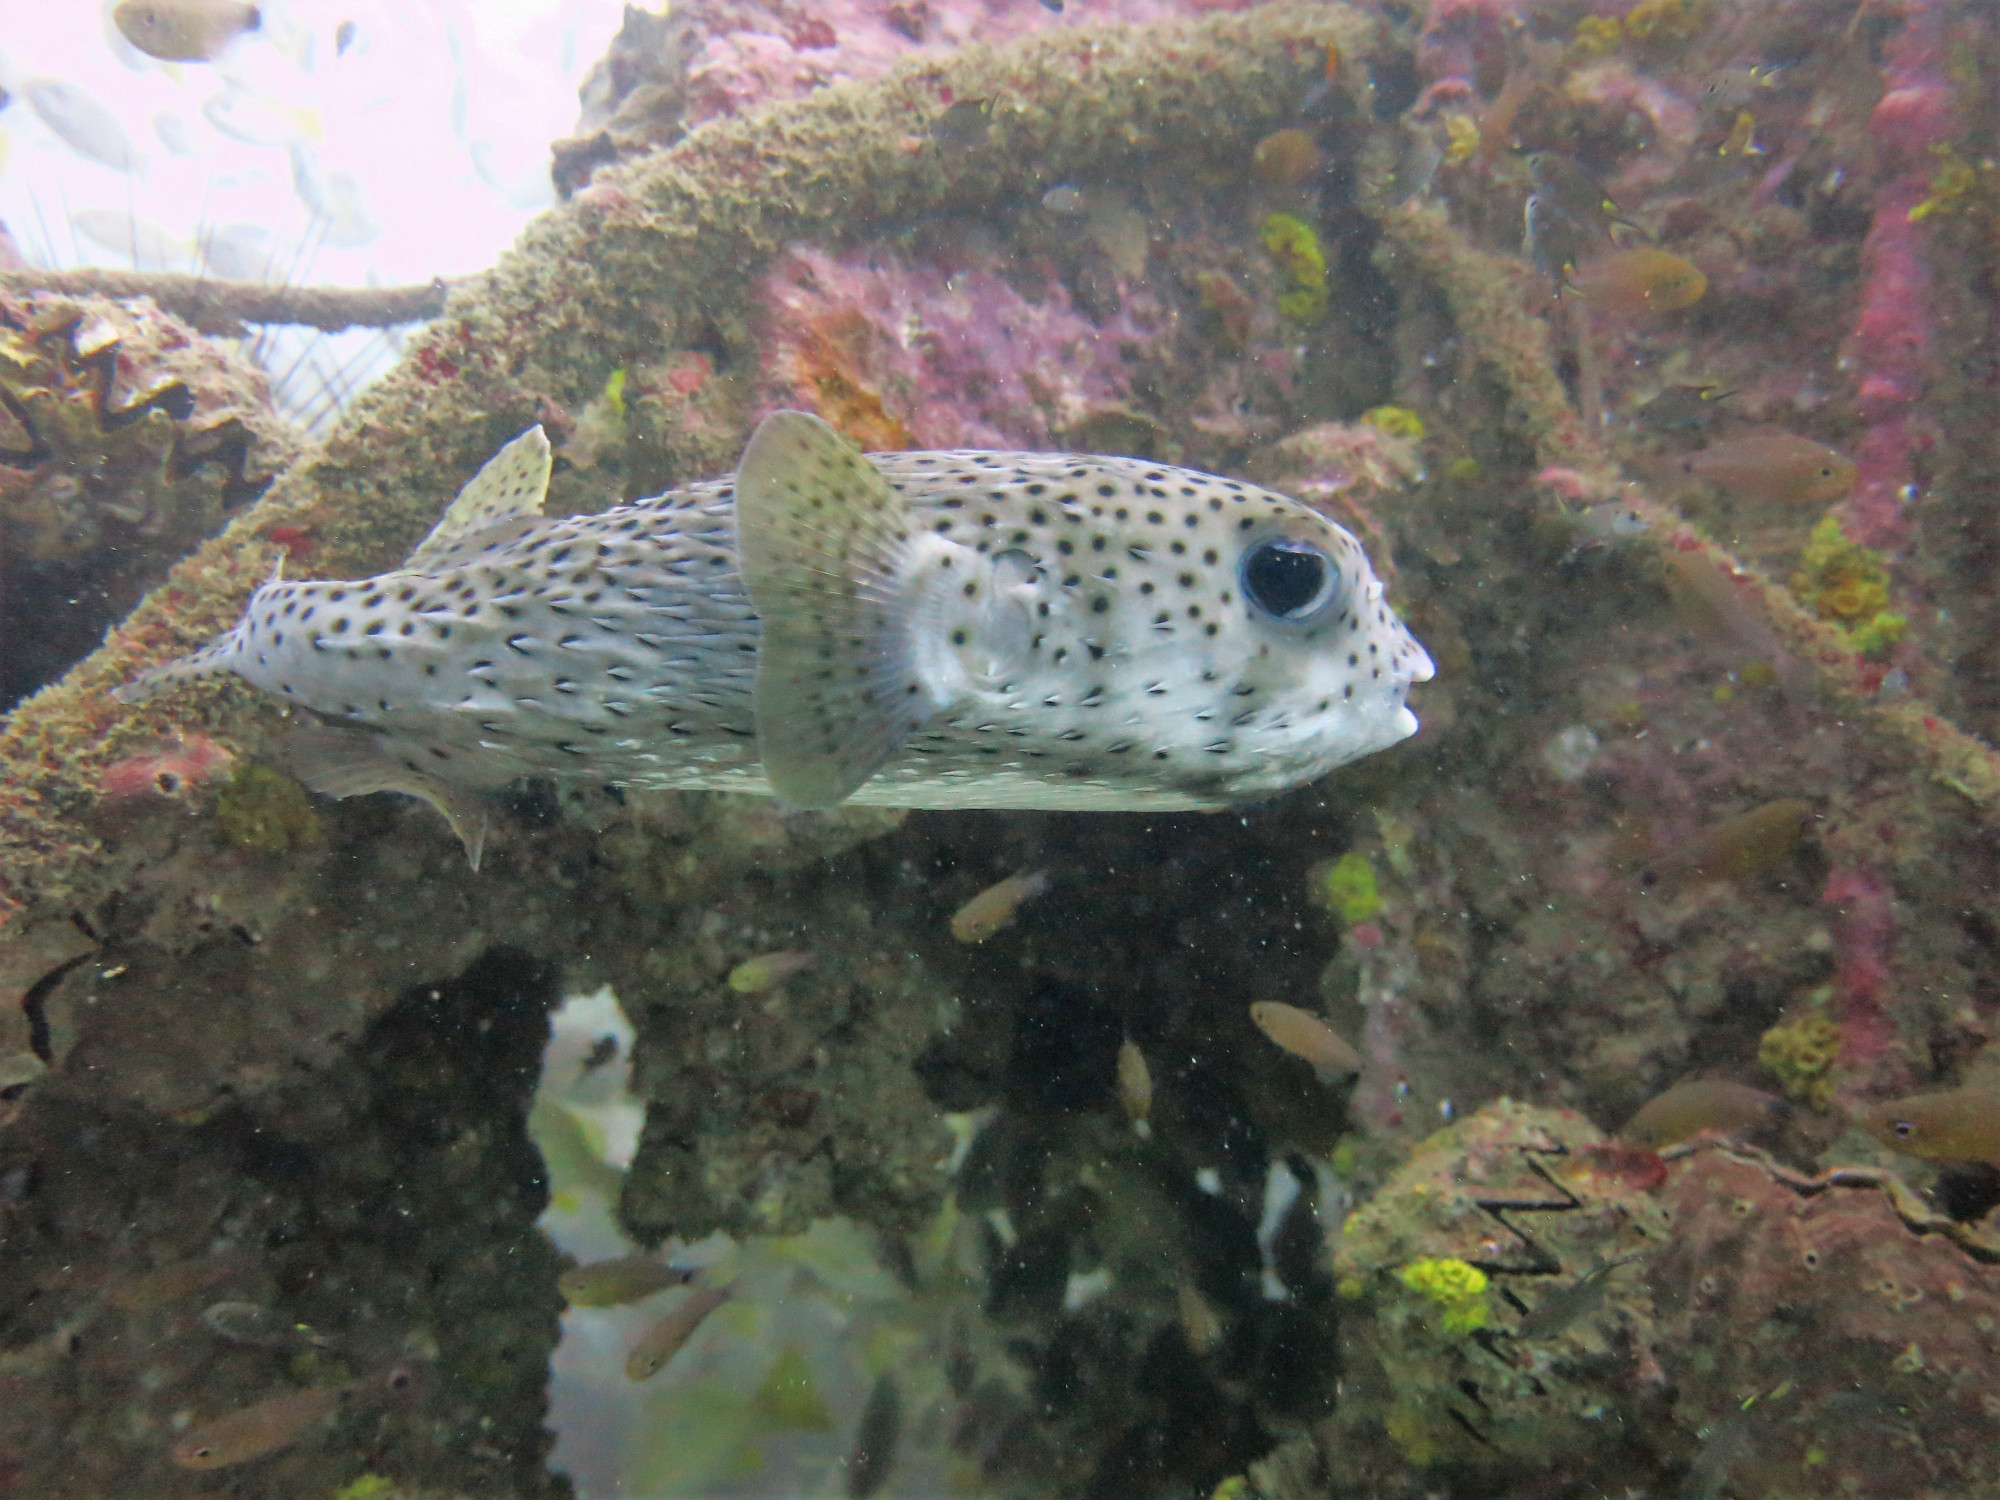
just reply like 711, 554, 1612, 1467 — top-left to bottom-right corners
1244, 543, 1327, 618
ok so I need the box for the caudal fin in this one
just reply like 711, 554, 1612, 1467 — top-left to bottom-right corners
110, 625, 249, 705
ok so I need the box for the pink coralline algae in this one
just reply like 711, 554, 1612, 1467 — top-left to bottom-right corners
1412, 0, 1514, 115
674, 0, 1257, 125
1839, 0, 1951, 549
1821, 865, 1897, 1076
98, 735, 236, 804
757, 244, 1163, 450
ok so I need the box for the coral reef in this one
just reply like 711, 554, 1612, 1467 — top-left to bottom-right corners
0, 0, 1371, 920
1650, 1142, 2000, 1498
4, 1, 2000, 1496
756, 243, 1166, 450
0, 294, 295, 711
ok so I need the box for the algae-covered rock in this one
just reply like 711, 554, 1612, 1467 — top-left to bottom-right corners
1330, 1099, 1671, 1477
211, 762, 324, 852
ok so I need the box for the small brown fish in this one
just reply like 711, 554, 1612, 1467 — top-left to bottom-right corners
558, 1253, 692, 1308
114, 0, 261, 62
727, 949, 816, 995
1117, 1039, 1153, 1138
171, 1384, 349, 1470
1656, 545, 1804, 692
105, 1248, 253, 1311
1526, 154, 1637, 240
1644, 799, 1813, 888
1622, 1079, 1785, 1149
1861, 1086, 2000, 1166
930, 97, 994, 153
1674, 430, 1858, 504
1566, 249, 1708, 317
1252, 128, 1322, 186
1249, 1001, 1361, 1084
626, 1283, 731, 1381
950, 870, 1049, 944
1176, 1277, 1223, 1355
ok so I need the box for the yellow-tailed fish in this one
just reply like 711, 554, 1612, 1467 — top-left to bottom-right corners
199, 1300, 325, 1350
1621, 1079, 1785, 1149
1526, 154, 1636, 240
1673, 431, 1858, 504
1862, 1086, 2000, 1166
950, 870, 1050, 944
1248, 1001, 1361, 1084
114, 0, 261, 62
558, 1253, 691, 1308
1117, 1039, 1153, 1138
171, 1383, 350, 1469
1566, 249, 1708, 317
625, 1282, 732, 1381
727, 949, 816, 994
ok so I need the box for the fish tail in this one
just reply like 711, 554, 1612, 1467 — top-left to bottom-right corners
110, 624, 250, 705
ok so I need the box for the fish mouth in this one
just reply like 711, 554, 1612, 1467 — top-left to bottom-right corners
1395, 623, 1438, 686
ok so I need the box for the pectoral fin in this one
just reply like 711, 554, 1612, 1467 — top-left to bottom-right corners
733, 411, 946, 809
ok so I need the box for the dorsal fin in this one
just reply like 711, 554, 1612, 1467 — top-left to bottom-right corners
734, 410, 944, 809
406, 425, 551, 571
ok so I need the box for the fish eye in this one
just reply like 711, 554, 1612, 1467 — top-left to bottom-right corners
1240, 538, 1338, 622
1892, 1119, 1915, 1139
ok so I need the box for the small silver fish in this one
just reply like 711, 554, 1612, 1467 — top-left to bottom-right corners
121, 414, 1431, 859
289, 145, 378, 248
72, 208, 186, 271
200, 1300, 326, 1350
1511, 1254, 1635, 1341
203, 87, 317, 148
22, 80, 136, 172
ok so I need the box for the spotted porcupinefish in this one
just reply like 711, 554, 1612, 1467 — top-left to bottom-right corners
120, 412, 1433, 863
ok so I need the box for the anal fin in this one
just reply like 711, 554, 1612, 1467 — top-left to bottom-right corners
286, 725, 494, 871
733, 410, 945, 809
